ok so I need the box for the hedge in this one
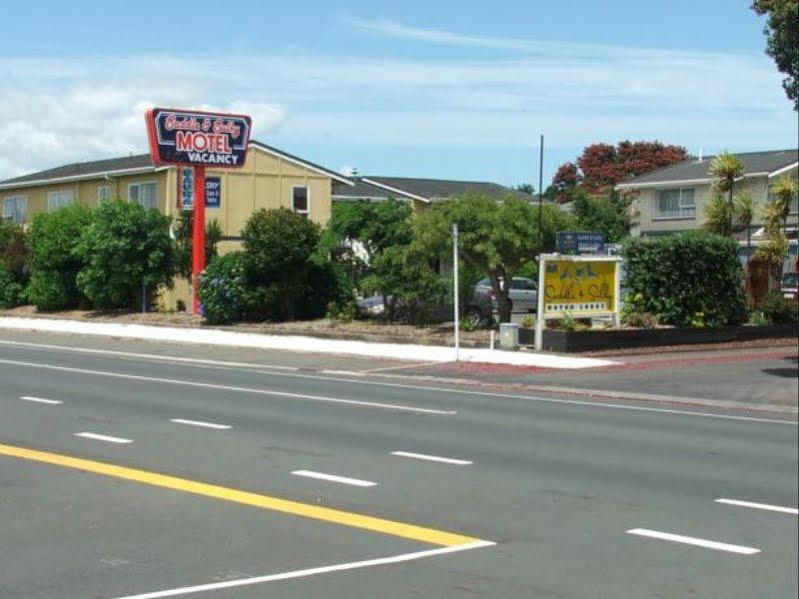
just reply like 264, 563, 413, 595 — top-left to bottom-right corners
622, 231, 748, 327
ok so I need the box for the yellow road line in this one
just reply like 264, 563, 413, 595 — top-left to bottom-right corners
0, 443, 482, 547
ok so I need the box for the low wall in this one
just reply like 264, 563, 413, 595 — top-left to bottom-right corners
518, 324, 798, 353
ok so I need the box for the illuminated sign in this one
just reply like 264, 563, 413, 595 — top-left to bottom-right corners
146, 108, 251, 168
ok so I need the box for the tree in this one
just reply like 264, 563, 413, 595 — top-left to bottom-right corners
553, 141, 688, 196
320, 199, 412, 262
173, 212, 223, 281
708, 151, 745, 237
551, 162, 580, 202
74, 200, 176, 310
514, 183, 535, 195
26, 203, 95, 311
242, 208, 321, 321
572, 188, 632, 242
756, 174, 798, 290
414, 193, 575, 323
361, 245, 446, 323
752, 0, 799, 110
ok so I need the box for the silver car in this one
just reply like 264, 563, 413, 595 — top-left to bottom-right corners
466, 277, 538, 325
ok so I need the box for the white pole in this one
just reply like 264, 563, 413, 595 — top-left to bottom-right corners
453, 223, 459, 361
534, 255, 546, 351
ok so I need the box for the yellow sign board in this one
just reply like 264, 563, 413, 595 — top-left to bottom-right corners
542, 258, 617, 317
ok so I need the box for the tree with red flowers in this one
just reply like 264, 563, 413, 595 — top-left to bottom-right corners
553, 141, 688, 197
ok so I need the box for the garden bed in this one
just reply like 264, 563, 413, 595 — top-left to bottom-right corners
518, 323, 799, 353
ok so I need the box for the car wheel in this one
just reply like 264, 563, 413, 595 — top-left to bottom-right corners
465, 306, 482, 327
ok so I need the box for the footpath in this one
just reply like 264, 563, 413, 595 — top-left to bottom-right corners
0, 316, 615, 370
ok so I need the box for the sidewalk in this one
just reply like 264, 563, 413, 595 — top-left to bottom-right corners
0, 316, 616, 370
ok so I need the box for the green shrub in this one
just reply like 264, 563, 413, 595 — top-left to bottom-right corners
520, 315, 536, 329
0, 264, 24, 308
761, 292, 798, 324
0, 220, 28, 282
197, 252, 248, 325
622, 231, 747, 327
74, 201, 176, 310
622, 311, 659, 329
748, 310, 768, 326
242, 208, 321, 321
26, 204, 95, 310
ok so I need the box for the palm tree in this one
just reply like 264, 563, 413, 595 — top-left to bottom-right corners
770, 174, 797, 230
708, 152, 744, 237
756, 175, 798, 292
734, 191, 756, 251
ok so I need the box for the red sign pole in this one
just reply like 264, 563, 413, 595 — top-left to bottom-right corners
192, 166, 206, 315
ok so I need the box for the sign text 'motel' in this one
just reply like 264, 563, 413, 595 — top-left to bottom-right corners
146, 108, 251, 168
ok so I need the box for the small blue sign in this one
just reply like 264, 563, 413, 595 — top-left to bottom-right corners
556, 231, 605, 254
205, 176, 221, 208
179, 170, 221, 209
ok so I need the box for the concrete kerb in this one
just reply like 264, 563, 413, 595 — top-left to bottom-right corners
0, 317, 616, 370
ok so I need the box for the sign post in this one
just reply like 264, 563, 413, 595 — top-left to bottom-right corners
453, 223, 459, 361
145, 108, 251, 314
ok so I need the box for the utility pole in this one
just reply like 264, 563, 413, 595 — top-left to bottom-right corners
538, 134, 544, 252
453, 222, 460, 362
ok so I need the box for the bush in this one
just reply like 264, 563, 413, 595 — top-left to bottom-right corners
26, 203, 95, 310
242, 208, 321, 321
0, 220, 28, 282
622, 231, 748, 327
74, 201, 176, 310
0, 264, 24, 308
197, 252, 248, 325
622, 311, 660, 329
761, 292, 798, 324
361, 244, 447, 324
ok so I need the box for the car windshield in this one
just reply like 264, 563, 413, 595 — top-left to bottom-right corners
782, 272, 798, 287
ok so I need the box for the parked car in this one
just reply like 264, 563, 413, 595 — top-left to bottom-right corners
782, 272, 798, 299
465, 277, 538, 325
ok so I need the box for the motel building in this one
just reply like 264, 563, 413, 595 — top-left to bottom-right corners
0, 141, 354, 309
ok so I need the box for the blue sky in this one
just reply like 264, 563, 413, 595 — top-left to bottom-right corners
1, 0, 796, 187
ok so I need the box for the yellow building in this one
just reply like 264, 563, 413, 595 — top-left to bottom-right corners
0, 140, 353, 308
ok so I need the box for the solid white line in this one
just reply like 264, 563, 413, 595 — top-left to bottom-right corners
75, 432, 133, 444
626, 528, 760, 555
715, 498, 798, 515
19, 395, 62, 405
0, 359, 456, 416
0, 339, 299, 371
291, 470, 378, 487
112, 540, 496, 599
391, 451, 472, 465
0, 348, 793, 425
170, 418, 231, 430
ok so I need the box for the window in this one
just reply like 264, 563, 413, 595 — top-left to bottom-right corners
129, 182, 157, 210
292, 186, 309, 216
98, 185, 111, 203
654, 188, 695, 219
3, 196, 27, 224
47, 190, 74, 212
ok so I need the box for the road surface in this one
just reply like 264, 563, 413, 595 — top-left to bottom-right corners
0, 331, 796, 598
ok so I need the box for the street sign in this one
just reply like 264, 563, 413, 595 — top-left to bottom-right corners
556, 231, 605, 254
145, 108, 251, 168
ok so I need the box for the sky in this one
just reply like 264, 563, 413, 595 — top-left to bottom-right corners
1, 0, 797, 188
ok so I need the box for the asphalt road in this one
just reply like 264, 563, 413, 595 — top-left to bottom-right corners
0, 331, 797, 598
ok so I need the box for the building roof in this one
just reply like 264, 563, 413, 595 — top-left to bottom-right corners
333, 176, 530, 203
0, 140, 353, 189
616, 149, 798, 189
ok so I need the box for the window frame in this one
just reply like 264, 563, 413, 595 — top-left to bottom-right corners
47, 189, 74, 212
291, 184, 309, 216
2, 195, 27, 224
653, 187, 696, 220
97, 185, 111, 203
128, 181, 158, 210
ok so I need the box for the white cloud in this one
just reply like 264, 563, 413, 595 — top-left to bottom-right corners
0, 28, 795, 180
